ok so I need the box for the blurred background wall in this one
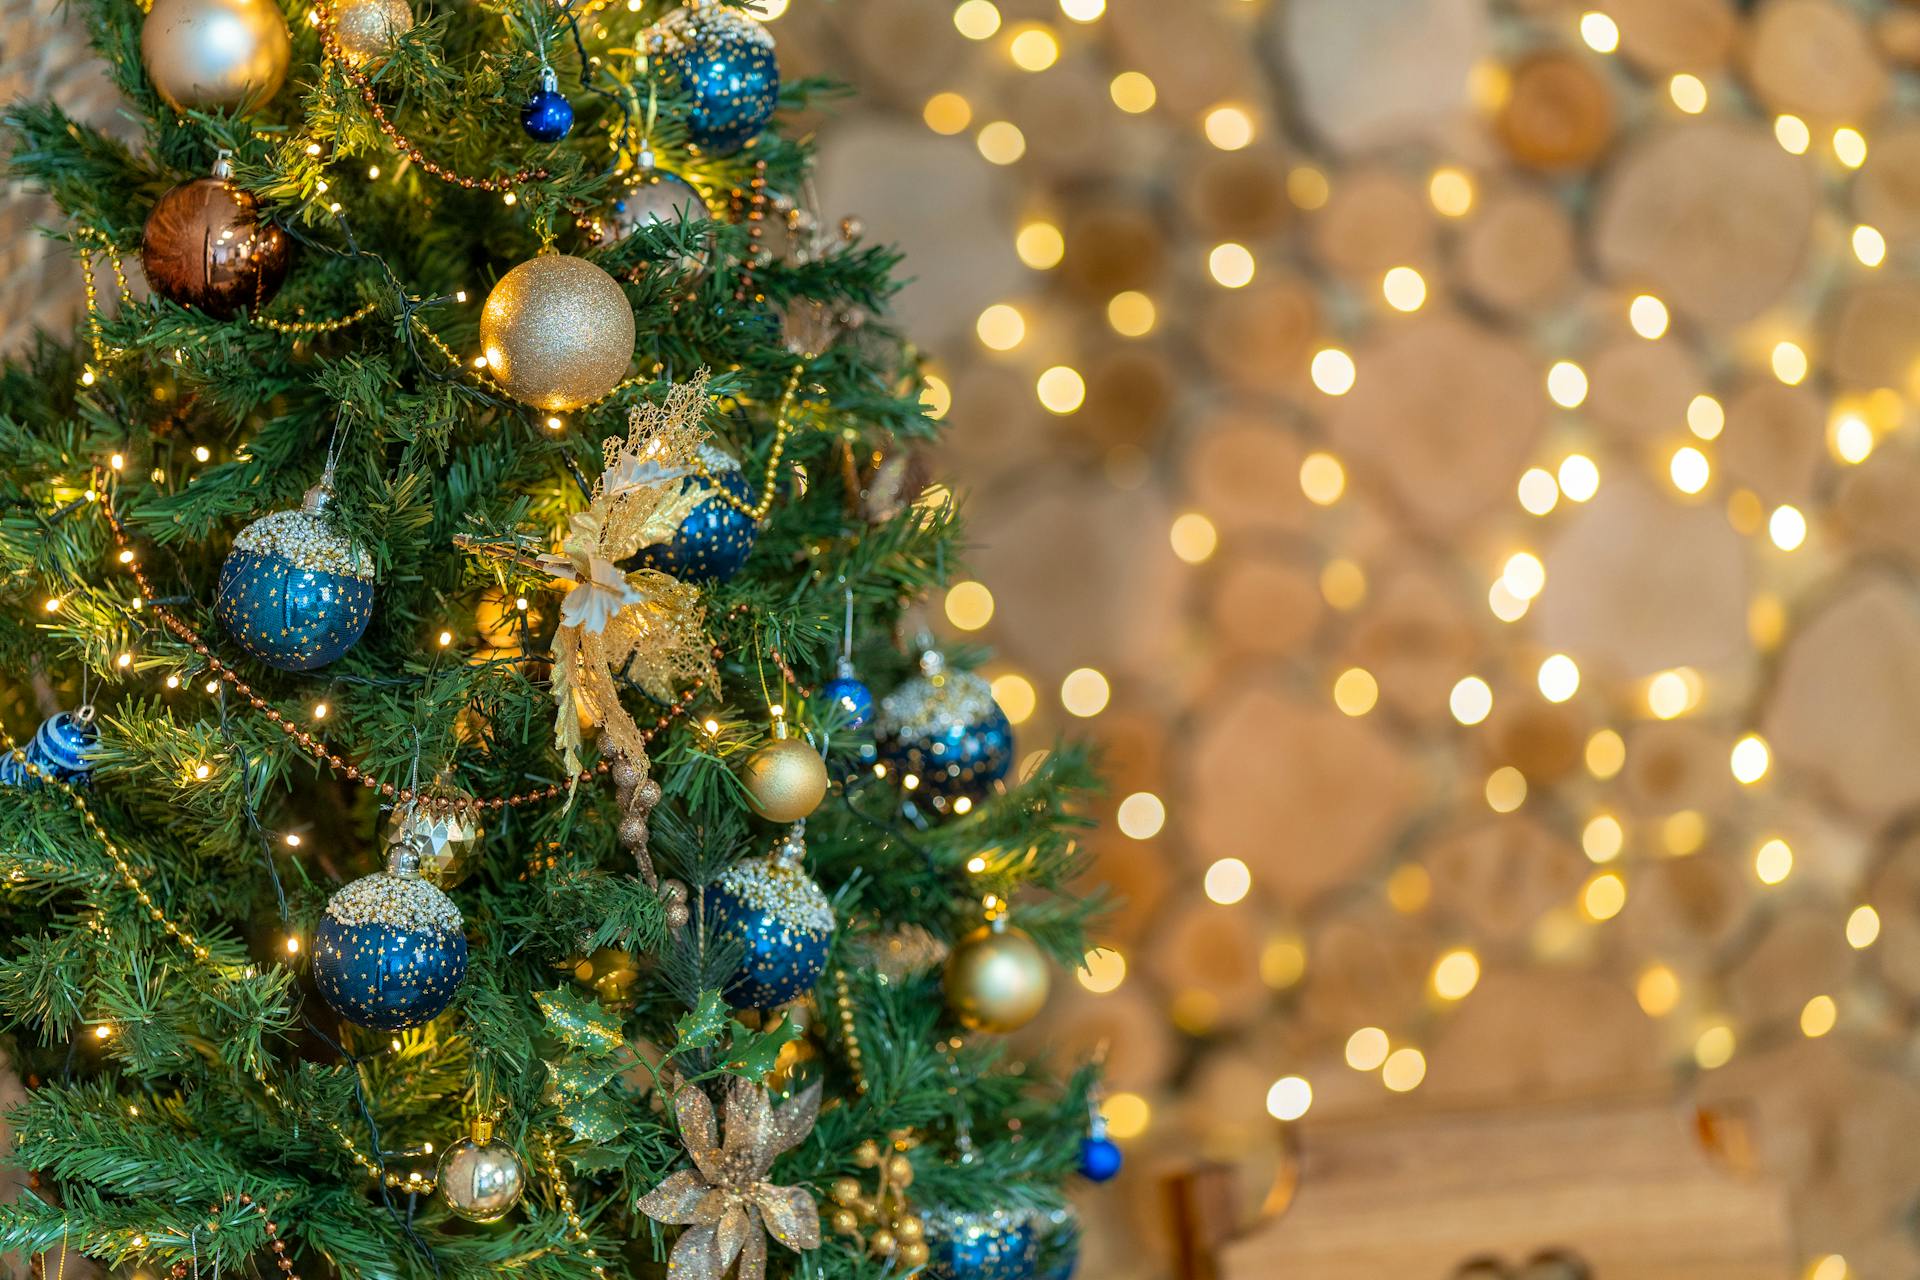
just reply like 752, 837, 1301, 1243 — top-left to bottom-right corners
11, 0, 1920, 1276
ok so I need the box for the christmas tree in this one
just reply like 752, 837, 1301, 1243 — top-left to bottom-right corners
0, 1, 1107, 1277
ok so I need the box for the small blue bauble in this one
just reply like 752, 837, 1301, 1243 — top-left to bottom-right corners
659, 4, 779, 152
214, 483, 375, 672
0, 707, 99, 788
313, 858, 468, 1031
821, 659, 874, 729
872, 652, 1013, 814
1078, 1135, 1122, 1183
923, 1208, 1040, 1280
709, 827, 833, 1009
521, 88, 575, 142
626, 447, 758, 583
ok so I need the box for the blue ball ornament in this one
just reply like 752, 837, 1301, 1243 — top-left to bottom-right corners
625, 446, 758, 583
0, 706, 99, 788
821, 657, 874, 729
923, 1208, 1040, 1280
709, 825, 833, 1009
656, 3, 779, 153
521, 69, 574, 142
871, 651, 1013, 814
214, 480, 375, 672
1035, 1208, 1080, 1280
1077, 1135, 1122, 1183
313, 846, 468, 1031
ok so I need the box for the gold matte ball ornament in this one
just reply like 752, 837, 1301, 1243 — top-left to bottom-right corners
740, 733, 829, 824
943, 921, 1051, 1033
140, 0, 291, 112
479, 255, 636, 412
437, 1117, 526, 1222
333, 0, 413, 64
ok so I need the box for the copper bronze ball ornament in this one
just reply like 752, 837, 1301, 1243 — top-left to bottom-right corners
140, 156, 292, 319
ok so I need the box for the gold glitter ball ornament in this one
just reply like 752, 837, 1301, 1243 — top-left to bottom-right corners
943, 922, 1051, 1034
740, 734, 829, 824
480, 255, 636, 412
333, 0, 413, 64
140, 0, 291, 112
437, 1117, 526, 1222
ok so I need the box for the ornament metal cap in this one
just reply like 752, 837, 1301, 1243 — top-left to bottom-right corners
470, 1114, 496, 1145
773, 822, 807, 869
210, 147, 234, 180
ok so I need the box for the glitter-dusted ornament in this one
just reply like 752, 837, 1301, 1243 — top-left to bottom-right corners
313, 841, 468, 1030
140, 0, 290, 112
626, 446, 758, 584
923, 1207, 1040, 1280
332, 0, 412, 64
214, 472, 375, 672
437, 1116, 525, 1222
872, 650, 1013, 814
141, 154, 291, 320
600, 167, 706, 246
0, 706, 99, 789
384, 786, 483, 886
479, 254, 635, 412
943, 919, 1050, 1034
521, 68, 574, 142
711, 823, 834, 1009
740, 728, 828, 824
651, 1, 780, 153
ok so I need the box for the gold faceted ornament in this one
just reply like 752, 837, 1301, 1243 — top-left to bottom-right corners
740, 730, 829, 824
943, 920, 1051, 1034
479, 255, 636, 411
437, 1116, 526, 1223
384, 786, 483, 886
333, 0, 414, 65
140, 0, 290, 112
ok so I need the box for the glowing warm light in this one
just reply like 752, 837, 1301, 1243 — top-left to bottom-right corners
1730, 734, 1771, 784
1579, 10, 1619, 51
1036, 366, 1087, 414
1833, 126, 1867, 169
1629, 294, 1669, 339
1450, 676, 1493, 726
1061, 667, 1110, 717
1809, 1256, 1849, 1280
1059, 0, 1104, 21
1583, 814, 1624, 863
1333, 667, 1379, 717
1694, 1024, 1735, 1069
1583, 871, 1627, 921
1109, 70, 1156, 113
1261, 936, 1307, 988
436, 630, 454, 647
1771, 340, 1809, 386
1387, 864, 1431, 914
1669, 73, 1707, 114
923, 92, 973, 134
1265, 1075, 1312, 1121
921, 375, 952, 419
1382, 266, 1427, 312
1108, 290, 1156, 336
1754, 837, 1794, 885
1204, 857, 1252, 905
1517, 467, 1559, 515
1558, 454, 1600, 501
1429, 167, 1474, 217
1345, 1026, 1390, 1071
1381, 1047, 1427, 1092
1488, 579, 1530, 623
1169, 512, 1218, 563
1322, 558, 1367, 610
1208, 242, 1256, 288
990, 674, 1037, 726
1537, 654, 1580, 703
1101, 1091, 1150, 1139
1288, 166, 1331, 209
1637, 965, 1681, 1017
945, 580, 995, 630
1670, 446, 1710, 495
1076, 949, 1126, 993
1769, 504, 1807, 551
1775, 113, 1811, 154
977, 121, 1026, 165
1831, 413, 1874, 464
1502, 551, 1546, 600
1015, 221, 1064, 269
1588, 729, 1626, 779
1203, 105, 1255, 150
284, 935, 300, 955
1800, 994, 1837, 1038
953, 0, 1001, 39
1117, 792, 1166, 840
1687, 393, 1726, 440
976, 304, 1026, 351
1008, 24, 1059, 71
1647, 668, 1700, 719
1311, 348, 1357, 395
1299, 451, 1347, 504
1847, 905, 1881, 949
1664, 810, 1708, 856
1432, 948, 1480, 1000
1852, 224, 1887, 267
1546, 360, 1588, 408
1486, 766, 1527, 813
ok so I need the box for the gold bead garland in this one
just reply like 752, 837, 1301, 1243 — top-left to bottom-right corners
537, 1130, 608, 1280
688, 360, 807, 522
833, 967, 867, 1094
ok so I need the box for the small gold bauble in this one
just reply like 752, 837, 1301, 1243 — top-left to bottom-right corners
436, 1122, 526, 1222
899, 1240, 930, 1268
895, 1214, 924, 1242
140, 0, 290, 111
830, 1207, 860, 1235
333, 0, 413, 64
942, 923, 1051, 1034
830, 1176, 863, 1206
479, 255, 636, 412
854, 1139, 883, 1168
870, 1229, 898, 1257
740, 736, 828, 824
887, 1153, 914, 1186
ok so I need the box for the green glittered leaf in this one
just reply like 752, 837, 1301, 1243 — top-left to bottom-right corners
558, 1090, 629, 1144
547, 1056, 626, 1105
673, 990, 729, 1051
536, 987, 625, 1055
717, 1017, 802, 1083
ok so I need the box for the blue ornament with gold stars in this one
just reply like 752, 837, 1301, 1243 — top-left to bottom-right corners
650, 0, 779, 153
625, 445, 758, 584
923, 1207, 1040, 1280
710, 823, 833, 1010
521, 67, 574, 142
0, 705, 99, 789
214, 474, 374, 672
313, 839, 468, 1031
870, 650, 1013, 815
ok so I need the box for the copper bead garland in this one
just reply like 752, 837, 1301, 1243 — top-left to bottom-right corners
140, 0, 291, 112
141, 156, 291, 319
740, 730, 829, 825
943, 920, 1051, 1034
479, 254, 636, 411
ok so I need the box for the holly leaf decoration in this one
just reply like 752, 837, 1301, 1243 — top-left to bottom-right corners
674, 990, 730, 1051
720, 1016, 802, 1083
536, 986, 625, 1054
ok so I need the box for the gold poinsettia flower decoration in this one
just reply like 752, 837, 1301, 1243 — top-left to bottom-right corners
636, 1078, 823, 1280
